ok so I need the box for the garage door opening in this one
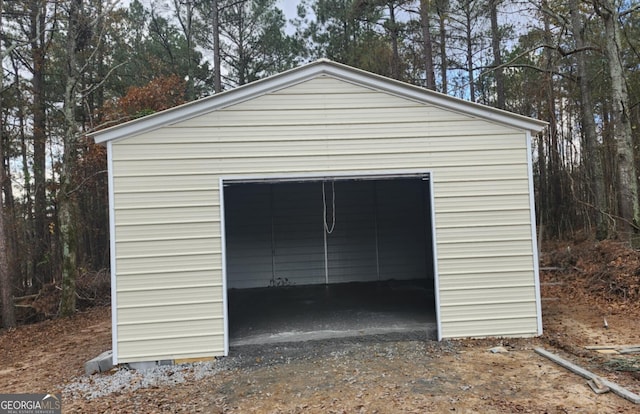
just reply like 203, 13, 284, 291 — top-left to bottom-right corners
222, 174, 438, 346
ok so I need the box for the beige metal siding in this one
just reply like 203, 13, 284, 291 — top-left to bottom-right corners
111, 75, 538, 361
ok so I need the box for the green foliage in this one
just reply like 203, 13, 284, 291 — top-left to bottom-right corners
112, 0, 212, 98
216, 0, 303, 86
300, 0, 391, 74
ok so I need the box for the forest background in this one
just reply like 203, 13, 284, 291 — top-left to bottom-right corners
0, 0, 639, 328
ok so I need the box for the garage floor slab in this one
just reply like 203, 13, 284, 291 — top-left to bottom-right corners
228, 280, 437, 346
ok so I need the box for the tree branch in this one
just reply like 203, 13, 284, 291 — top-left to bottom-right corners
477, 41, 601, 83
620, 3, 640, 18
65, 170, 108, 197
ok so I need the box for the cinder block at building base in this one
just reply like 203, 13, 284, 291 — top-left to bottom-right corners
84, 350, 114, 375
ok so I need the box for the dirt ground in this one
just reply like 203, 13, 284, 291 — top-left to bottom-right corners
1, 241, 640, 413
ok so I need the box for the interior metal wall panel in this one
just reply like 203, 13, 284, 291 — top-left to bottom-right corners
325, 181, 378, 283
225, 179, 432, 288
224, 184, 274, 288
376, 179, 431, 283
272, 183, 326, 286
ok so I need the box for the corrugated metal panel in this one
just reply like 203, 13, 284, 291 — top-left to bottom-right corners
118, 318, 223, 339
117, 270, 219, 291
440, 301, 537, 321
435, 209, 532, 228
180, 106, 473, 127
325, 181, 378, 283
117, 253, 220, 274
115, 147, 524, 166
433, 164, 529, 181
224, 179, 431, 288
437, 255, 534, 274
438, 270, 535, 290
272, 183, 326, 285
114, 189, 215, 208
440, 297, 538, 338
439, 286, 536, 303
434, 180, 530, 198
436, 224, 533, 243
115, 142, 524, 160
114, 174, 218, 192
113, 133, 524, 161
437, 239, 534, 258
435, 194, 531, 212
118, 302, 221, 324
116, 236, 216, 254
111, 150, 526, 176
117, 286, 223, 306
117, 333, 224, 362
115, 206, 219, 226
116, 222, 220, 241
224, 182, 329, 288
442, 317, 539, 338
376, 179, 430, 281
202, 106, 472, 124
117, 123, 521, 145
224, 184, 274, 289
110, 75, 539, 361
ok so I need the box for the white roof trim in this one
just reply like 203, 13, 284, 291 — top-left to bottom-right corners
91, 59, 547, 144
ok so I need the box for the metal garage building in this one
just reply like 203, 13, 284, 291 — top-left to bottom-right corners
92, 60, 547, 364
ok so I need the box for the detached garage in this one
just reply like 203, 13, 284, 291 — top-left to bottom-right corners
92, 59, 547, 364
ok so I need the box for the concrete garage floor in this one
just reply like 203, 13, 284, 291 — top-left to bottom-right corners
228, 280, 438, 346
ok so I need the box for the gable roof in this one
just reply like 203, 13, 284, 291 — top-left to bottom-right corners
90, 59, 547, 144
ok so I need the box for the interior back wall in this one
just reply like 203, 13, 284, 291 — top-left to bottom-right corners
224, 178, 433, 289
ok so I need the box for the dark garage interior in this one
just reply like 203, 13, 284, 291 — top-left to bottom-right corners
223, 176, 438, 345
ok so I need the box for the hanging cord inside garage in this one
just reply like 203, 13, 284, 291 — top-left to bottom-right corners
323, 181, 336, 234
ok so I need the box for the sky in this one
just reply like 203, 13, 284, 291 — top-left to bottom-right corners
278, 0, 301, 21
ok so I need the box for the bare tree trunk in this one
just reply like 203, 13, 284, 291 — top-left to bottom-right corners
237, 5, 246, 86
173, 0, 195, 99
0, 177, 14, 328
30, 0, 50, 290
593, 0, 639, 239
0, 140, 15, 328
58, 0, 81, 317
0, 0, 16, 329
388, 3, 401, 80
420, 0, 436, 90
541, 0, 562, 236
212, 0, 222, 93
537, 127, 547, 226
569, 0, 607, 238
601, 97, 618, 222
489, 0, 504, 109
436, 0, 448, 94
463, 1, 475, 101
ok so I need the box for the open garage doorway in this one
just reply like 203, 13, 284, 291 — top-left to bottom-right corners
221, 173, 439, 347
